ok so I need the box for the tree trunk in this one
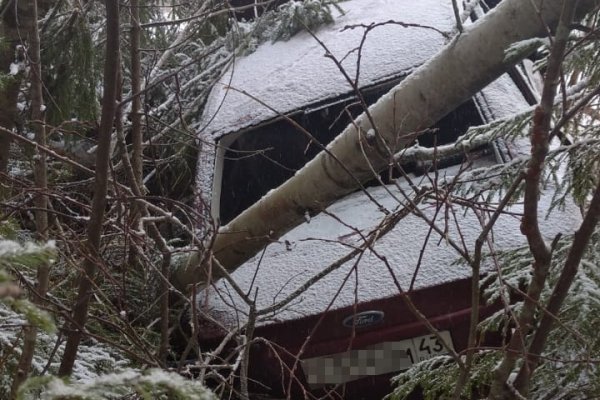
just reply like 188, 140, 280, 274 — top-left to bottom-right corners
10, 0, 49, 394
0, 0, 25, 175
130, 0, 143, 212
0, 0, 51, 176
513, 179, 600, 396
129, 0, 170, 365
0, 1, 25, 179
487, 3, 577, 398
173, 0, 597, 291
58, 0, 120, 376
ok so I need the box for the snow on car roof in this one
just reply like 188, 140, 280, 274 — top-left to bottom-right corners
196, 0, 456, 140
200, 178, 581, 329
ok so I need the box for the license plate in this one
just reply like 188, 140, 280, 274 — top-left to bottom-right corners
301, 331, 454, 387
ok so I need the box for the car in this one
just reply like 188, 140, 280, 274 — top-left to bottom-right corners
187, 0, 580, 398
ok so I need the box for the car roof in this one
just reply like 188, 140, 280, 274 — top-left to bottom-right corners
195, 0, 457, 140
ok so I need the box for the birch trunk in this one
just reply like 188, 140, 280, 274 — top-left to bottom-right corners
173, 0, 597, 290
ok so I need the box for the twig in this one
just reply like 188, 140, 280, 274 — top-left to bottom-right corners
452, 173, 524, 399
452, 0, 464, 33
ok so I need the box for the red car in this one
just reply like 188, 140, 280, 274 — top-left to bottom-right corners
189, 0, 578, 398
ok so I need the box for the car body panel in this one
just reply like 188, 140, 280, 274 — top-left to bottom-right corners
198, 179, 580, 331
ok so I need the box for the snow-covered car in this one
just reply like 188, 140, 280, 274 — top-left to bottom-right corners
188, 0, 578, 398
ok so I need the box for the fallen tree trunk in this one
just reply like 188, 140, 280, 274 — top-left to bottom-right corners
173, 0, 597, 291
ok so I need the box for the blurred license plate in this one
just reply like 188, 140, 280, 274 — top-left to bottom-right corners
301, 331, 454, 387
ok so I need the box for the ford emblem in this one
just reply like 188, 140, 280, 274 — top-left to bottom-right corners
342, 310, 385, 329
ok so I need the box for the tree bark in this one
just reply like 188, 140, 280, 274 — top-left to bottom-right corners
10, 0, 49, 394
0, 0, 51, 176
487, 2, 577, 398
130, 0, 143, 207
128, 0, 170, 365
173, 0, 598, 291
512, 181, 600, 395
58, 0, 120, 376
0, 0, 26, 175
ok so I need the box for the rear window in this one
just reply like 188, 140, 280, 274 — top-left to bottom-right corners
218, 90, 484, 224
482, 0, 503, 11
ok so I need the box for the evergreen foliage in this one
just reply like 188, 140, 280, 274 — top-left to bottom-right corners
17, 369, 216, 400
266, 0, 344, 42
0, 240, 129, 397
388, 14, 600, 395
1, 298, 131, 398
389, 228, 600, 400
41, 7, 98, 128
225, 0, 342, 53
0, 239, 56, 333
389, 352, 501, 400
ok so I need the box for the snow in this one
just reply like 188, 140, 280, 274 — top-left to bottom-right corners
40, 368, 216, 399
195, 140, 217, 219
0, 239, 55, 258
199, 176, 582, 328
504, 38, 548, 62
475, 74, 530, 121
195, 0, 456, 140
0, 304, 129, 395
9, 62, 20, 75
